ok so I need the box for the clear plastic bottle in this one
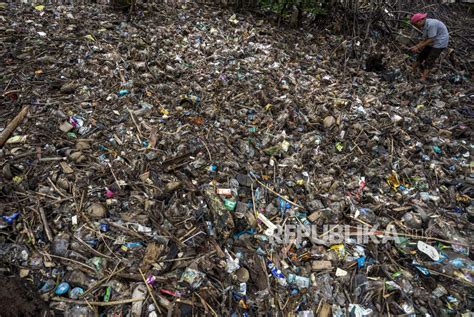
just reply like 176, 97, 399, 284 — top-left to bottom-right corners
65, 305, 94, 317
287, 273, 310, 289
51, 233, 70, 256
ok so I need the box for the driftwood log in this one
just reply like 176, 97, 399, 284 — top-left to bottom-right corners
0, 105, 29, 148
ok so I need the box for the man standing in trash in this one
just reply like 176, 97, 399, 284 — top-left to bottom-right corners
409, 13, 449, 81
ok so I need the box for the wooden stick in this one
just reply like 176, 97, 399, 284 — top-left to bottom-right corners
108, 163, 122, 190
139, 269, 161, 314
74, 236, 113, 259
195, 292, 218, 317
0, 105, 29, 147
51, 297, 145, 306
162, 251, 216, 263
39, 252, 95, 271
344, 224, 471, 247
181, 231, 205, 244
250, 183, 261, 230
47, 177, 67, 198
127, 109, 143, 140
427, 268, 474, 287
38, 207, 54, 242
81, 267, 125, 298
199, 138, 212, 162
251, 175, 303, 209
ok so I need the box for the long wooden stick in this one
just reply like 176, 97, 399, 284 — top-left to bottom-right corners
0, 105, 29, 147
138, 268, 161, 313
51, 297, 145, 306
39, 252, 95, 271
250, 174, 303, 209
38, 207, 54, 242
80, 267, 125, 298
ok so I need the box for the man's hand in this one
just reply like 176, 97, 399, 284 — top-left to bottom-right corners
410, 45, 421, 53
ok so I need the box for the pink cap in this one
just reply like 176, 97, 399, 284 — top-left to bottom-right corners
411, 13, 427, 24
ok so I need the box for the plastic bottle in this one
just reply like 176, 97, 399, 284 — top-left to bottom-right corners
55, 282, 70, 295
38, 279, 55, 293
51, 233, 70, 256
131, 284, 147, 317
65, 305, 94, 317
287, 273, 310, 289
267, 260, 287, 287
68, 287, 84, 299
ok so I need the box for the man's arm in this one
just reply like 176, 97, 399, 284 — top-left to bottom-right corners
410, 38, 434, 53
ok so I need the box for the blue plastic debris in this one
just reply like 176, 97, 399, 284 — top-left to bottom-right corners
2, 212, 20, 224
432, 146, 442, 154
39, 280, 55, 293
68, 287, 84, 299
99, 223, 110, 232
412, 261, 430, 276
278, 197, 291, 215
118, 89, 129, 96
123, 242, 143, 248
55, 282, 71, 295
209, 165, 218, 172
357, 257, 366, 269
267, 259, 287, 286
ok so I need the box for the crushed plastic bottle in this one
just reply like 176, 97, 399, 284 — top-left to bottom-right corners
51, 233, 70, 256
287, 273, 310, 289
65, 305, 94, 317
131, 284, 147, 317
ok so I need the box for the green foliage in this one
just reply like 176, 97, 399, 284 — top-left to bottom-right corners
301, 0, 328, 15
258, 0, 328, 17
304, 5, 327, 17
258, 0, 289, 14
401, 17, 411, 28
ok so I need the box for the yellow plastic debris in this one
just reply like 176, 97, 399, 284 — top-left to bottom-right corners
6, 135, 28, 144
84, 34, 95, 41
386, 171, 401, 190
329, 244, 345, 258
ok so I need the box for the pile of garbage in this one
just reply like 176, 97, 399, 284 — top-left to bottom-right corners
0, 2, 473, 316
